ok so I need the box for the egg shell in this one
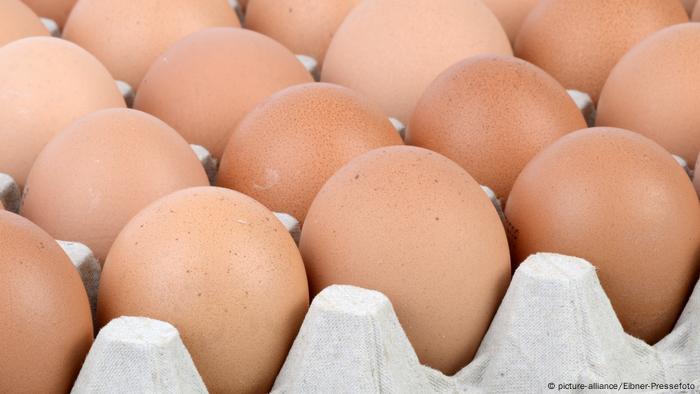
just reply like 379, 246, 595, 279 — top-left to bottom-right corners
134, 27, 313, 159
245, 0, 359, 66
693, 1, 700, 19
22, 0, 77, 28
0, 0, 49, 47
684, 0, 698, 15
505, 127, 700, 344
299, 146, 511, 375
0, 37, 125, 189
514, 0, 688, 102
0, 210, 93, 393
217, 82, 403, 222
695, 153, 700, 197
482, 0, 539, 43
407, 55, 586, 200
63, 0, 241, 88
597, 23, 700, 168
321, 0, 512, 123
98, 186, 309, 393
20, 108, 209, 262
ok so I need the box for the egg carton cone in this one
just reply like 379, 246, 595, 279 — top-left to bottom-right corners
0, 172, 20, 212
228, 0, 244, 24
673, 154, 694, 179
296, 55, 320, 81
389, 117, 406, 140
567, 89, 596, 127
116, 80, 135, 108
72, 316, 207, 394
272, 253, 700, 393
58, 240, 101, 328
40, 18, 61, 38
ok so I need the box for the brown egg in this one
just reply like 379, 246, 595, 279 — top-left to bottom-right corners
22, 0, 77, 28
0, 37, 124, 189
684, 0, 698, 15
20, 108, 209, 261
597, 24, 700, 167
300, 146, 511, 374
515, 0, 688, 102
407, 55, 586, 200
0, 0, 48, 47
98, 186, 309, 393
321, 0, 512, 123
482, 0, 539, 43
218, 83, 403, 222
695, 155, 700, 197
63, 0, 240, 88
134, 28, 313, 159
0, 210, 93, 393
245, 0, 359, 66
505, 127, 700, 344
694, 2, 700, 20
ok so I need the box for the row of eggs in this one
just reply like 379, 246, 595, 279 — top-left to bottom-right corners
1, 0, 700, 393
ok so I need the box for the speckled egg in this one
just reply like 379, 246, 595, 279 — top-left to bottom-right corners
134, 27, 313, 159
63, 0, 240, 88
0, 0, 48, 47
98, 186, 309, 393
597, 23, 700, 167
505, 127, 700, 344
300, 146, 511, 375
0, 210, 93, 393
20, 108, 209, 261
321, 0, 512, 123
515, 0, 688, 102
217, 83, 403, 222
22, 0, 77, 28
407, 55, 586, 200
0, 37, 124, 189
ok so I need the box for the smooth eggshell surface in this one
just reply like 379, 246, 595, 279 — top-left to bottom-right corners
597, 24, 700, 168
63, 0, 240, 88
515, 0, 688, 102
482, 0, 539, 43
694, 2, 700, 20
22, 0, 77, 28
0, 0, 48, 47
695, 153, 700, 197
407, 55, 586, 200
505, 127, 700, 344
0, 210, 93, 393
300, 146, 511, 375
20, 108, 209, 262
217, 83, 403, 222
134, 27, 314, 159
0, 37, 125, 189
321, 0, 512, 123
245, 0, 360, 66
98, 186, 309, 393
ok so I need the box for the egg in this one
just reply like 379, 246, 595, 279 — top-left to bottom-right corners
245, 0, 359, 66
20, 108, 209, 261
597, 24, 700, 167
98, 186, 309, 393
407, 55, 586, 200
0, 210, 93, 393
515, 0, 688, 102
695, 155, 700, 197
684, 0, 698, 15
482, 0, 539, 43
505, 127, 700, 343
134, 28, 313, 159
0, 0, 48, 47
300, 146, 511, 374
0, 37, 124, 189
63, 0, 240, 88
694, 2, 700, 20
22, 0, 77, 28
321, 0, 512, 123
217, 83, 403, 222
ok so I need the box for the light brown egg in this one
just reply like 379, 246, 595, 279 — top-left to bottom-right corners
695, 154, 700, 197
482, 0, 539, 43
22, 0, 77, 28
134, 28, 313, 159
694, 2, 700, 20
98, 186, 309, 393
0, 0, 48, 47
505, 127, 700, 344
0, 37, 124, 189
515, 0, 688, 102
300, 146, 511, 375
597, 24, 700, 167
63, 0, 240, 88
683, 0, 698, 15
245, 0, 359, 66
0, 210, 93, 393
407, 55, 586, 200
20, 108, 209, 262
217, 83, 403, 222
321, 0, 512, 123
